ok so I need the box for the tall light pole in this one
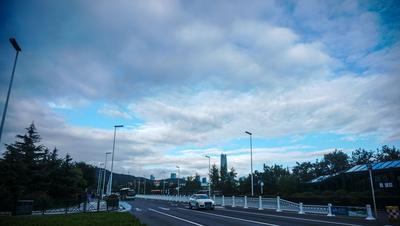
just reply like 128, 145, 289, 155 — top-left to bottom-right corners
0, 38, 22, 144
368, 164, 378, 219
97, 162, 104, 196
245, 131, 254, 196
101, 152, 111, 197
107, 125, 123, 195
176, 166, 180, 196
205, 155, 211, 196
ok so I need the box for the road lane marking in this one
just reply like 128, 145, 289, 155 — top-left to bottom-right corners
148, 208, 204, 226
158, 207, 170, 211
177, 207, 279, 226
216, 208, 362, 226
135, 208, 142, 212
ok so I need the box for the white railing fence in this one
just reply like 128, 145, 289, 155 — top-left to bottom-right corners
135, 194, 375, 220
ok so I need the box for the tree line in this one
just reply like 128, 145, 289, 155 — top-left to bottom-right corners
0, 123, 96, 213
208, 146, 400, 196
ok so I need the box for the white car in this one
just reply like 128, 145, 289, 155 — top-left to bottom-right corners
188, 194, 215, 210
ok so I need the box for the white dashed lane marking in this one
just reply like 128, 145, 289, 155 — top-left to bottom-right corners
148, 208, 204, 226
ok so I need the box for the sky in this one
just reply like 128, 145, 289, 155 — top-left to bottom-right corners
0, 0, 399, 180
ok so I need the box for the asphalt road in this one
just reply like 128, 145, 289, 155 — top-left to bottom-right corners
128, 199, 386, 226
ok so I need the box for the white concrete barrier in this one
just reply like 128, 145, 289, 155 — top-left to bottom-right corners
365, 204, 376, 220
298, 202, 305, 214
327, 203, 334, 217
258, 196, 263, 210
276, 196, 282, 212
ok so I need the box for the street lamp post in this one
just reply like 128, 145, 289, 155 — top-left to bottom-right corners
205, 155, 211, 196
368, 164, 378, 219
176, 166, 180, 196
107, 125, 123, 195
97, 162, 104, 196
0, 38, 22, 144
101, 152, 111, 197
245, 131, 254, 196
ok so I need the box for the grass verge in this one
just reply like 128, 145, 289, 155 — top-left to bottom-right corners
0, 211, 145, 226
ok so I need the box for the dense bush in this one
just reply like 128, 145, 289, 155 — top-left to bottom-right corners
106, 194, 119, 209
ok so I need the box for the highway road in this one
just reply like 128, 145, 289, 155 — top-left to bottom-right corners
128, 199, 384, 226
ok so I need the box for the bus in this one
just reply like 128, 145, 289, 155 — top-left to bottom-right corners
120, 188, 136, 200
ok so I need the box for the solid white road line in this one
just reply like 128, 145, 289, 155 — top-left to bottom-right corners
148, 208, 204, 226
177, 207, 279, 226
135, 208, 142, 212
217, 208, 363, 226
158, 207, 170, 211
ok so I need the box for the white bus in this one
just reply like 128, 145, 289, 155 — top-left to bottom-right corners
120, 188, 136, 200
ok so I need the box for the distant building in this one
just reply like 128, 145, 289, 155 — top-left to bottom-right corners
202, 177, 207, 184
150, 175, 155, 180
221, 154, 227, 174
195, 175, 200, 182
170, 173, 176, 179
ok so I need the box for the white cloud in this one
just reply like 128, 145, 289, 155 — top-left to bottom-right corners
1, 0, 398, 179
98, 104, 132, 119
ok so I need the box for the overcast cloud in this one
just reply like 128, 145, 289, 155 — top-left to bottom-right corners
0, 0, 399, 178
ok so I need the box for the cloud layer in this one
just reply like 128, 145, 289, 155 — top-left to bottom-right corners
0, 0, 399, 178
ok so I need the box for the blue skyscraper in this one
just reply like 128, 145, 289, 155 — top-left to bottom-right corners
221, 154, 227, 175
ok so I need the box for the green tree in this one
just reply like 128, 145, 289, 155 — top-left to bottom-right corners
292, 161, 315, 183
75, 161, 96, 190
323, 149, 349, 174
0, 123, 47, 214
376, 145, 400, 162
49, 154, 86, 202
258, 164, 291, 195
182, 174, 201, 192
350, 148, 375, 165
209, 164, 220, 193
222, 167, 237, 195
278, 174, 297, 195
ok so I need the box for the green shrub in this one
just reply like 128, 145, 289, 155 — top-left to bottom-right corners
106, 194, 119, 209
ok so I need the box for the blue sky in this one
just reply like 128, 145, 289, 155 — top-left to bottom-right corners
0, 0, 399, 179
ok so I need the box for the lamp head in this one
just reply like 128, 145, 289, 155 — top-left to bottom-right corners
9, 38, 21, 52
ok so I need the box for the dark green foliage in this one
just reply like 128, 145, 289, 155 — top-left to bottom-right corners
292, 161, 315, 183
323, 149, 349, 174
208, 164, 237, 195
0, 123, 97, 213
182, 174, 201, 192
209, 164, 220, 192
237, 145, 399, 197
376, 145, 400, 162
350, 148, 375, 165
106, 194, 119, 209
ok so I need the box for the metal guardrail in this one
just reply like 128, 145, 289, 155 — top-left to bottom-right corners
135, 194, 374, 220
32, 200, 109, 215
